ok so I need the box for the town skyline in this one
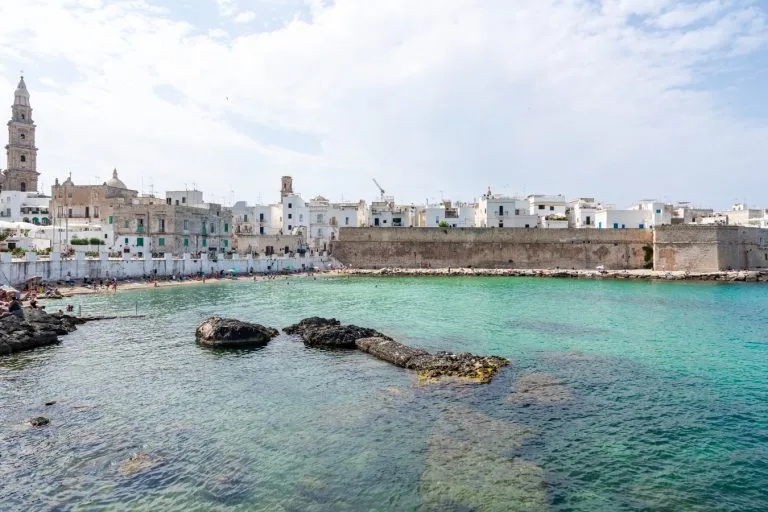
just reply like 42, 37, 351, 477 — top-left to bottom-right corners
1, 1, 768, 209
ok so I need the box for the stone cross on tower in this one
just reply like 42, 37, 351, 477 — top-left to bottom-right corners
4, 75, 40, 192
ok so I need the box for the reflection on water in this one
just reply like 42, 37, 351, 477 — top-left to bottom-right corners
1, 276, 767, 511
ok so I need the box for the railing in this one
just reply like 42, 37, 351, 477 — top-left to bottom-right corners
136, 226, 144, 233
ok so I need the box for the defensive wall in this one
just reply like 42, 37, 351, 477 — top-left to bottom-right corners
331, 228, 653, 270
653, 226, 768, 272
0, 252, 335, 286
332, 226, 768, 272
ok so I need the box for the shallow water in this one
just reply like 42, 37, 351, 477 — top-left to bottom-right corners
1, 277, 767, 511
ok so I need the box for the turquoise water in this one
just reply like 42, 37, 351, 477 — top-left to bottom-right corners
1, 277, 767, 511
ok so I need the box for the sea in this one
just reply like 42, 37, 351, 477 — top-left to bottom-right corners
1, 276, 766, 511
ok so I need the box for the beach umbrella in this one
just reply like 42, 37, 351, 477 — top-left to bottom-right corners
0, 285, 20, 298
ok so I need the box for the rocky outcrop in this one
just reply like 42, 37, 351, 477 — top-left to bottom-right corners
195, 316, 279, 348
0, 309, 85, 356
357, 337, 509, 384
283, 317, 390, 349
283, 318, 510, 383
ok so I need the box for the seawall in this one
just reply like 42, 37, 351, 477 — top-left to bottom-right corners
331, 228, 652, 270
332, 226, 768, 272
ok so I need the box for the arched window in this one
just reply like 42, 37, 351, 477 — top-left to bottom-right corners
20, 155, 26, 162
20, 114, 25, 120
20, 133, 25, 140
20, 182, 26, 192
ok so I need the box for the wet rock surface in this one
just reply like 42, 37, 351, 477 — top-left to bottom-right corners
0, 310, 85, 356
28, 416, 50, 427
118, 453, 163, 476
283, 317, 391, 349
357, 337, 510, 384
507, 372, 573, 405
195, 316, 279, 348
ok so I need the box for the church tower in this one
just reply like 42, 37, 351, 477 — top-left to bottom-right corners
3, 76, 39, 192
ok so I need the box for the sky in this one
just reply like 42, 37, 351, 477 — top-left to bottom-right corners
0, 0, 766, 209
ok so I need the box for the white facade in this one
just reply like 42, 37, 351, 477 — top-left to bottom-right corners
309, 197, 366, 250
0, 191, 50, 225
419, 201, 477, 228
595, 200, 672, 230
568, 198, 598, 229
369, 198, 416, 227
165, 190, 205, 207
528, 194, 567, 218
477, 191, 538, 228
629, 200, 672, 227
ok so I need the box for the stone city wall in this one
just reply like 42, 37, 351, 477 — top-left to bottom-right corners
654, 225, 768, 272
0, 252, 335, 286
331, 228, 653, 270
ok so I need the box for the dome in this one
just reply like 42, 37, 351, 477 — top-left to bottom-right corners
106, 168, 127, 189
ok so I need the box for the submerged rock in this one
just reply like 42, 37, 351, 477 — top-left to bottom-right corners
28, 416, 50, 427
195, 316, 279, 348
119, 453, 163, 476
283, 316, 340, 335
507, 372, 573, 405
0, 310, 85, 356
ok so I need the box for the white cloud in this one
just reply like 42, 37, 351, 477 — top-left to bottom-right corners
0, 0, 766, 208
233, 10, 257, 23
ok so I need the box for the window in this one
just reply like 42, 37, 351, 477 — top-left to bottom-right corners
288, 225, 292, 231
374, 218, 380, 226
85, 206, 90, 218
550, 206, 555, 211
299, 214, 303, 222
68, 208, 73, 218
224, 240, 228, 248
104, 234, 108, 239
613, 223, 619, 229
525, 224, 530, 228
20, 133, 25, 140
259, 226, 264, 235
183, 219, 189, 230
538, 205, 545, 210
288, 213, 292, 219
515, 209, 520, 215
499, 206, 504, 215
159, 238, 165, 246
498, 221, 503, 228
288, 203, 292, 208
20, 182, 26, 192
20, 155, 26, 163
639, 224, 645, 229
158, 219, 165, 232
318, 228, 324, 236
436, 216, 440, 224
621, 224, 626, 229
136, 237, 144, 247
586, 216, 591, 225
124, 237, 129, 244
655, 209, 661, 214
259, 213, 264, 221
244, 214, 248, 222
93, 207, 99, 218
184, 238, 189, 247
182, 197, 186, 204
202, 238, 206, 248
224, 223, 229, 233
21, 114, 24, 120
175, 200, 179, 206
345, 217, 349, 225
210, 223, 215, 234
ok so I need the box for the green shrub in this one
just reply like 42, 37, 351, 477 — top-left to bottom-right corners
438, 221, 450, 228
89, 237, 104, 245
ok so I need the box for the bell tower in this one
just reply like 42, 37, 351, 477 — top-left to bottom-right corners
4, 75, 39, 192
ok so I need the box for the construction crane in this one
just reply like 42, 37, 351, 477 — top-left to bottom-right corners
372, 178, 386, 200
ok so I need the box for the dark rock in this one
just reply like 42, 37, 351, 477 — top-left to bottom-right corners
282, 317, 340, 335
0, 310, 84, 356
195, 316, 279, 348
303, 325, 389, 349
45, 400, 57, 406
29, 416, 50, 427
406, 352, 510, 384
284, 317, 389, 349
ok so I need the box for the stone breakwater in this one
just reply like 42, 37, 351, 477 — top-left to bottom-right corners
282, 317, 509, 383
0, 309, 86, 355
335, 267, 768, 282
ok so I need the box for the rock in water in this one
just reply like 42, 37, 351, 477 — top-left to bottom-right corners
119, 453, 163, 476
284, 317, 389, 348
357, 338, 509, 384
28, 416, 50, 427
195, 317, 279, 348
0, 310, 85, 356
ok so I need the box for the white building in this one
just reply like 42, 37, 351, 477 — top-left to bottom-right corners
418, 200, 477, 228
369, 197, 416, 227
0, 191, 50, 225
309, 197, 367, 250
595, 200, 672, 230
567, 198, 600, 229
165, 189, 205, 207
477, 189, 538, 228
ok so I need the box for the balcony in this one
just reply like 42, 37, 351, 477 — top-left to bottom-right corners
136, 226, 145, 233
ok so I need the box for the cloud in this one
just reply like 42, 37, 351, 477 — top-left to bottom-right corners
233, 10, 257, 23
0, 0, 766, 209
